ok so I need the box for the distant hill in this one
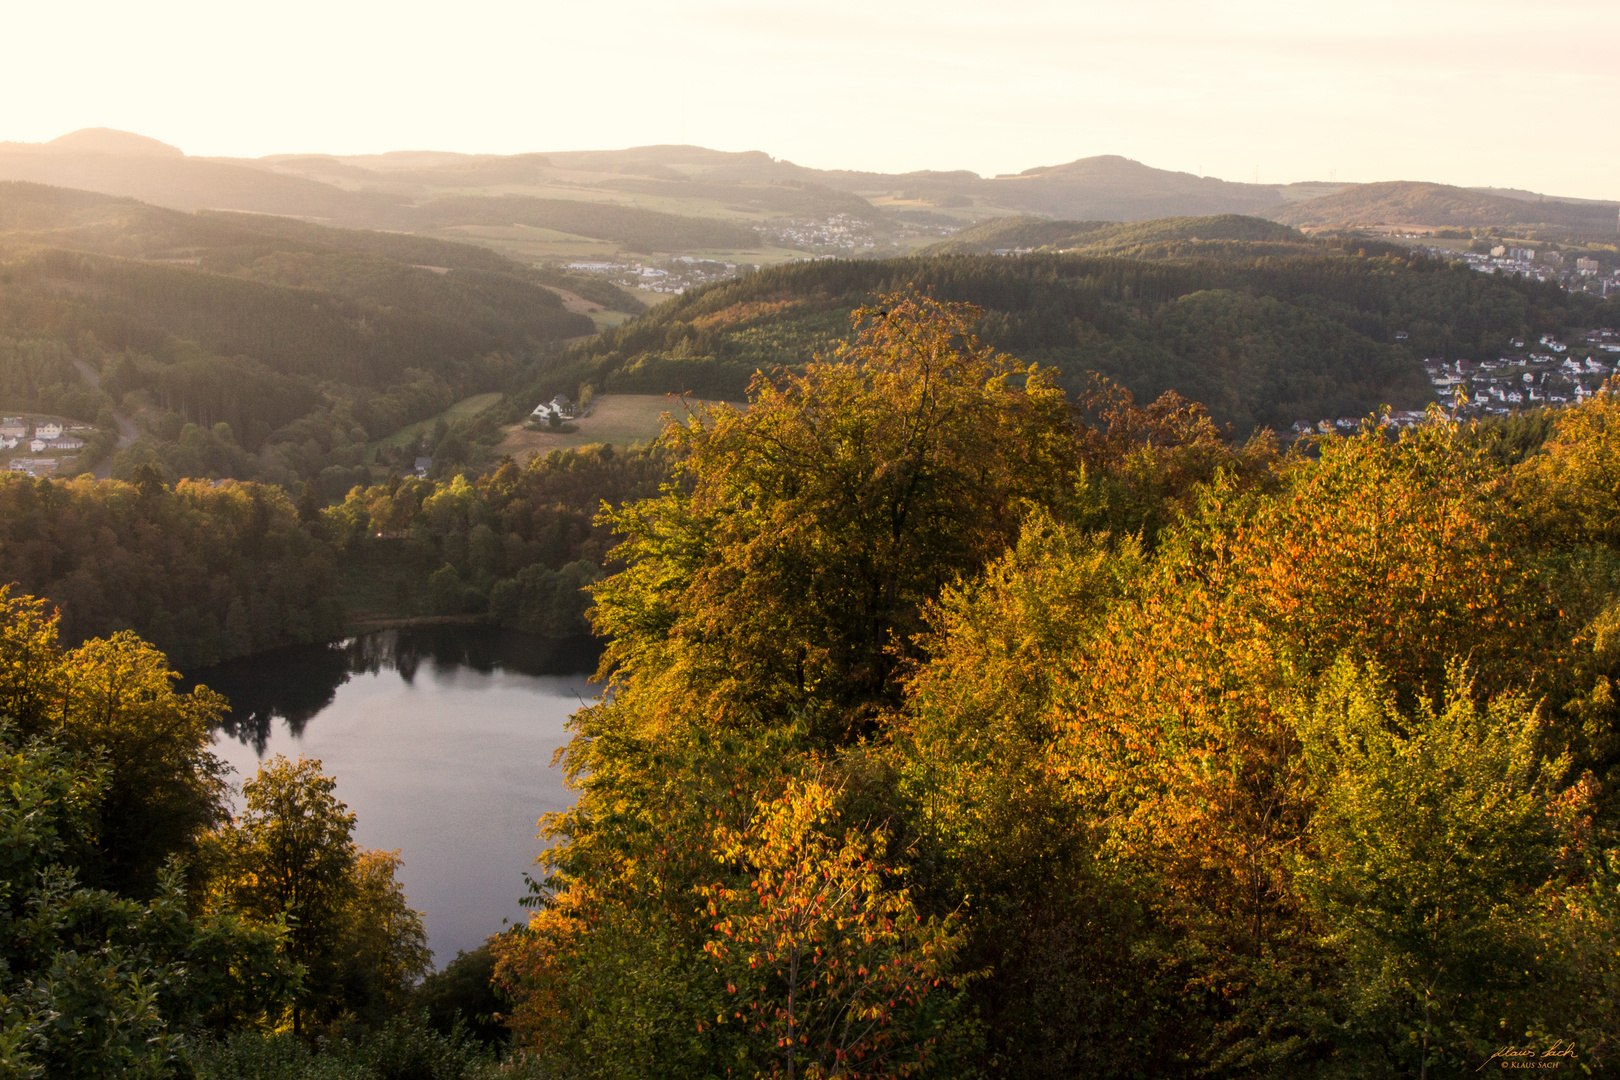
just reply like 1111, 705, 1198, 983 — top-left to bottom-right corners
0, 132, 1322, 257
412, 195, 759, 250
968, 156, 1282, 220
46, 128, 184, 157
6, 130, 1616, 265
504, 147, 1300, 221
0, 180, 598, 492
1270, 181, 1620, 235
0, 146, 409, 221
1471, 186, 1620, 208
919, 214, 1309, 256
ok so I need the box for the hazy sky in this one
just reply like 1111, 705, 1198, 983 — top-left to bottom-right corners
5, 0, 1617, 197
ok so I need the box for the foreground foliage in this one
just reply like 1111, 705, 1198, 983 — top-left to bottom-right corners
0, 591, 457, 1076
499, 294, 1620, 1078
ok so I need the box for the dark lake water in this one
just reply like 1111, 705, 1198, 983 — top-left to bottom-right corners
185, 626, 603, 966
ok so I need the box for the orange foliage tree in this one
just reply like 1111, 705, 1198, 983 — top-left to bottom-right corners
699, 778, 964, 1080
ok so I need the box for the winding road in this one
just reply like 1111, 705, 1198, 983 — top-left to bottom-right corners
71, 360, 138, 480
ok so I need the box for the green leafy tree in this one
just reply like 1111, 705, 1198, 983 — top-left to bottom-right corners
0, 729, 295, 1078
0, 588, 231, 897
212, 756, 429, 1035
225, 756, 360, 1035
1293, 660, 1573, 1076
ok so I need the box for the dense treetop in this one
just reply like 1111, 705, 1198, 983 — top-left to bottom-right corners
494, 294, 1620, 1079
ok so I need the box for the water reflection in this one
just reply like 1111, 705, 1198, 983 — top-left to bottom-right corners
184, 626, 604, 754
185, 625, 603, 962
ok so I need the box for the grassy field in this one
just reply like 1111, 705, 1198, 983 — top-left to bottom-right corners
426, 224, 620, 261
366, 392, 503, 463
493, 394, 739, 462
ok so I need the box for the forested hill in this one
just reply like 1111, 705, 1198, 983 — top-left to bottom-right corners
521, 238, 1620, 435
0, 182, 624, 495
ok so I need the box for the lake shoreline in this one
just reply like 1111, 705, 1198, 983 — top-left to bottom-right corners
193, 623, 599, 963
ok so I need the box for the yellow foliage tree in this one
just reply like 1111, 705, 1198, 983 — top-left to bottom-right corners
699, 778, 964, 1080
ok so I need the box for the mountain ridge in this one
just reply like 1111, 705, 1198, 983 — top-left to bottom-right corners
1, 131, 1614, 261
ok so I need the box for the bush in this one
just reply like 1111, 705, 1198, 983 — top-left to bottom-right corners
414, 945, 506, 1045
189, 1014, 561, 1080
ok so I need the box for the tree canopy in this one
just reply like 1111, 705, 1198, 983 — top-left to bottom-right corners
498, 295, 1620, 1079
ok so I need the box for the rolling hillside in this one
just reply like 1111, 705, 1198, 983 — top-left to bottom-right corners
0, 181, 599, 493
0, 131, 1335, 262
514, 240, 1619, 438
1269, 180, 1620, 235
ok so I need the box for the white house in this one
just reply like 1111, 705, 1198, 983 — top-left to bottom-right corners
0, 419, 25, 439
28, 439, 45, 453
34, 422, 62, 440
45, 436, 84, 451
531, 394, 575, 422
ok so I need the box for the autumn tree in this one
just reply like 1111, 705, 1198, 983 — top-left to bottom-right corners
699, 778, 965, 1080
588, 290, 1075, 737
513, 293, 1067, 1076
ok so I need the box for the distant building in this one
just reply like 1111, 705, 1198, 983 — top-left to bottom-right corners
45, 436, 84, 451
1577, 257, 1601, 274
28, 439, 45, 453
531, 394, 576, 422
414, 457, 432, 478
33, 422, 62, 440
0, 418, 25, 439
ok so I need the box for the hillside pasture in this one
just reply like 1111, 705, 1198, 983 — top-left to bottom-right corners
493, 393, 740, 461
